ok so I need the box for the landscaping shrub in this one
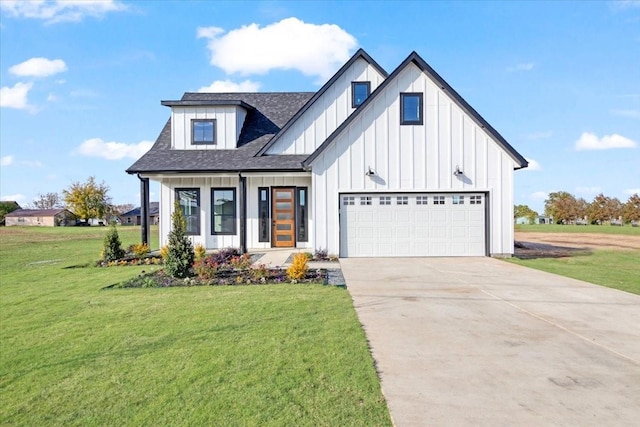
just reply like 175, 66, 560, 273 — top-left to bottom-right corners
313, 247, 329, 261
194, 243, 206, 261
165, 201, 195, 278
102, 224, 125, 262
287, 253, 309, 281
130, 243, 150, 257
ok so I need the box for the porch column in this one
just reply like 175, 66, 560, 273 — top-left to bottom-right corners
138, 175, 150, 246
239, 173, 247, 254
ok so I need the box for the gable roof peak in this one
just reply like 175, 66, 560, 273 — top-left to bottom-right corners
255, 47, 388, 156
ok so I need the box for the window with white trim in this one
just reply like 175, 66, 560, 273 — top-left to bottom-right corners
470, 195, 482, 205
379, 196, 391, 205
397, 196, 408, 205
360, 196, 372, 205
416, 196, 429, 205
433, 196, 445, 205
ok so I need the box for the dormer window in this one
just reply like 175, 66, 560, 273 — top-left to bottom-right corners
351, 81, 371, 108
192, 119, 216, 145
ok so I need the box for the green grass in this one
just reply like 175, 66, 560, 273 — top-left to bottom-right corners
0, 226, 391, 426
515, 223, 640, 235
507, 250, 640, 295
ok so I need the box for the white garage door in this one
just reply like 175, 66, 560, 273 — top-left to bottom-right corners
340, 193, 486, 257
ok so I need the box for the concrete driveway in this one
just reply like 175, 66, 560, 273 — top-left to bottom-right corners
340, 257, 640, 426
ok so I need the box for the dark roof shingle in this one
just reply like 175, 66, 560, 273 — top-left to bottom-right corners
127, 92, 313, 174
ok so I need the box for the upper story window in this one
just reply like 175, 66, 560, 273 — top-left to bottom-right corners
400, 93, 423, 125
192, 119, 216, 145
351, 82, 371, 108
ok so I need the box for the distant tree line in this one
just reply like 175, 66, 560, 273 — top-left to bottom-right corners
516, 192, 640, 225
2, 177, 136, 224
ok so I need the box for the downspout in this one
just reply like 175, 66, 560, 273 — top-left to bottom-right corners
238, 173, 247, 254
137, 174, 150, 246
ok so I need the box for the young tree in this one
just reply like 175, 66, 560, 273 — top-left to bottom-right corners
33, 192, 63, 209
514, 204, 538, 224
165, 201, 195, 278
622, 193, 640, 223
63, 177, 112, 221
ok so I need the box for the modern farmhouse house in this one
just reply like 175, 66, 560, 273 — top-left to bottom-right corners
127, 49, 528, 257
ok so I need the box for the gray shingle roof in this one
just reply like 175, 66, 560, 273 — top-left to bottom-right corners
127, 92, 313, 174
121, 202, 160, 217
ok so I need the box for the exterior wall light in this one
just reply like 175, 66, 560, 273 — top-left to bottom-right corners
365, 166, 376, 176
453, 165, 463, 176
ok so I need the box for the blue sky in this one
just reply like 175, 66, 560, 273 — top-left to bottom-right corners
1, 0, 639, 214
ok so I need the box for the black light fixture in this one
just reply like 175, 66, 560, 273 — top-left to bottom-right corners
453, 165, 463, 176
365, 166, 375, 176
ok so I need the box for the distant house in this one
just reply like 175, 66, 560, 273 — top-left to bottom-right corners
535, 216, 553, 225
515, 216, 531, 225
5, 209, 76, 227
120, 202, 160, 226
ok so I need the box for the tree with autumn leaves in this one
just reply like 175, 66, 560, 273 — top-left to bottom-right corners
63, 176, 112, 222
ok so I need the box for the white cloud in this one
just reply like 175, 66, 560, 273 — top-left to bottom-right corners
524, 158, 541, 171
1, 155, 14, 166
624, 188, 640, 195
47, 93, 58, 102
530, 191, 548, 200
197, 17, 358, 80
0, 193, 26, 203
9, 57, 67, 77
0, 0, 128, 24
612, 0, 640, 10
508, 62, 535, 72
198, 79, 261, 93
74, 138, 153, 160
0, 82, 33, 110
574, 132, 637, 150
611, 109, 640, 119
575, 186, 602, 195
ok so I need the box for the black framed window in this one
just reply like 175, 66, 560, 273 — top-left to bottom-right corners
400, 93, 423, 125
175, 188, 200, 235
258, 187, 270, 242
296, 187, 308, 242
351, 81, 371, 108
192, 119, 216, 145
211, 188, 236, 235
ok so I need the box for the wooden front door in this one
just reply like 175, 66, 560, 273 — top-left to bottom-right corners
272, 188, 295, 247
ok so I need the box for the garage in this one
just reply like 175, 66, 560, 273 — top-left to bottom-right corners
339, 193, 486, 257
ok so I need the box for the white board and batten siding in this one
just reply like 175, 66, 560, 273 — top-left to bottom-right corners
309, 62, 519, 257
266, 57, 386, 155
170, 106, 247, 150
158, 174, 312, 249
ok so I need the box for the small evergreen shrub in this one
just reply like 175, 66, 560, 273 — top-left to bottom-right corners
194, 243, 207, 261
287, 253, 309, 281
165, 201, 195, 278
102, 224, 125, 262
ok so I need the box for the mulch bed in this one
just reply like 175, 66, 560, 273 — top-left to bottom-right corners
514, 241, 592, 260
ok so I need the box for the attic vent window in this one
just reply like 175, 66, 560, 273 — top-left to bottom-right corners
192, 119, 216, 145
400, 93, 423, 125
351, 81, 371, 108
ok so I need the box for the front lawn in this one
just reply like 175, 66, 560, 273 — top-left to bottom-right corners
0, 226, 391, 426
507, 249, 640, 295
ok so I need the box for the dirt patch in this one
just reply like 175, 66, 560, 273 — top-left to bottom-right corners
514, 232, 640, 259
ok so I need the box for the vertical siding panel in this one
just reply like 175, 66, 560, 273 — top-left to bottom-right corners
450, 107, 462, 189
